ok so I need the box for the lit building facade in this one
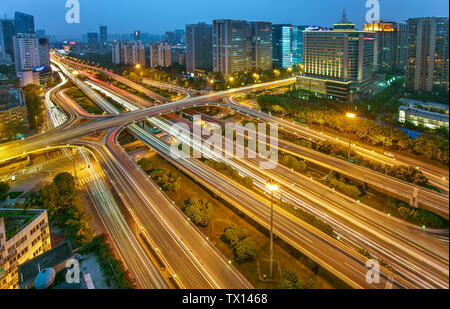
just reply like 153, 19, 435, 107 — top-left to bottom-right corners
364, 21, 400, 72
13, 34, 51, 86
301, 10, 375, 101
150, 42, 172, 68
272, 24, 292, 68
0, 86, 27, 141
0, 20, 15, 62
0, 209, 51, 289
405, 17, 449, 92
112, 41, 146, 66
213, 19, 272, 76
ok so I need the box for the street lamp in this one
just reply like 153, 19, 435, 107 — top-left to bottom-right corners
346, 113, 356, 161
135, 64, 141, 69
266, 179, 279, 278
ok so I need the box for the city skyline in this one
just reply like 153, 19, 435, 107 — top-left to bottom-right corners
0, 0, 448, 38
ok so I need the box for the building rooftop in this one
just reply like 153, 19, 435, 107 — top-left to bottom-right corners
0, 86, 24, 111
399, 105, 450, 122
18, 241, 73, 289
0, 209, 43, 240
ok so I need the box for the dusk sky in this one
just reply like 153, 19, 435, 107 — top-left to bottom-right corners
1, 0, 449, 37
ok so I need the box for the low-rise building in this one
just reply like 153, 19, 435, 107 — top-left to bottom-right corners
18, 241, 73, 289
0, 208, 51, 289
0, 86, 28, 141
399, 105, 449, 130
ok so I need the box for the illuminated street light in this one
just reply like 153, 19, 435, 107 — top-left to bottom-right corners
229, 76, 234, 82
346, 112, 357, 160
266, 179, 279, 278
135, 64, 141, 69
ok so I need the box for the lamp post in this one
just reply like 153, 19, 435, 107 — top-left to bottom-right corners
266, 180, 279, 278
346, 112, 356, 161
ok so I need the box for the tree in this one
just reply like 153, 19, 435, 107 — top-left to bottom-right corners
0, 181, 10, 196
183, 198, 214, 227
38, 173, 95, 245
221, 223, 247, 247
138, 158, 153, 172
278, 269, 304, 289
233, 237, 256, 263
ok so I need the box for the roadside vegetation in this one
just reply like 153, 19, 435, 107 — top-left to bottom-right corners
257, 86, 449, 165
65, 87, 104, 115
79, 234, 136, 289
23, 84, 45, 131
25, 172, 96, 246
201, 159, 254, 189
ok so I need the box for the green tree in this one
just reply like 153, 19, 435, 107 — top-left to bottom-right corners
233, 237, 256, 263
0, 181, 10, 196
221, 223, 247, 247
183, 198, 214, 227
278, 269, 304, 289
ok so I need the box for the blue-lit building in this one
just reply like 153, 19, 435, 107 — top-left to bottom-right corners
272, 24, 292, 68
14, 12, 35, 35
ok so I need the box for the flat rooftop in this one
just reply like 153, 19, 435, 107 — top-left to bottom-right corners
0, 209, 44, 241
18, 241, 73, 289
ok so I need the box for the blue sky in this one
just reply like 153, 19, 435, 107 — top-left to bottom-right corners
1, 0, 448, 36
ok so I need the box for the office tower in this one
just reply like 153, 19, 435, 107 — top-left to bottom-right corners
165, 31, 175, 45
134, 30, 141, 41
112, 41, 146, 66
406, 17, 449, 92
300, 10, 375, 102
87, 32, 99, 47
100, 26, 108, 44
364, 21, 401, 72
291, 25, 310, 65
13, 34, 50, 71
213, 19, 251, 76
186, 22, 213, 73
249, 22, 272, 71
272, 24, 292, 68
174, 29, 186, 46
14, 12, 34, 34
150, 42, 172, 68
397, 23, 408, 71
0, 19, 15, 61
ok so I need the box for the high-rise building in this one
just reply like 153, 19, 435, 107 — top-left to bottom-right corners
150, 42, 172, 68
405, 17, 449, 92
213, 19, 272, 76
112, 41, 146, 66
100, 26, 108, 45
300, 10, 375, 102
0, 19, 15, 61
397, 23, 408, 71
364, 22, 398, 71
174, 29, 186, 46
186, 23, 213, 73
14, 12, 34, 35
13, 33, 51, 86
249, 22, 272, 71
213, 19, 250, 76
272, 24, 292, 68
291, 25, 310, 65
165, 31, 175, 45
87, 32, 99, 48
